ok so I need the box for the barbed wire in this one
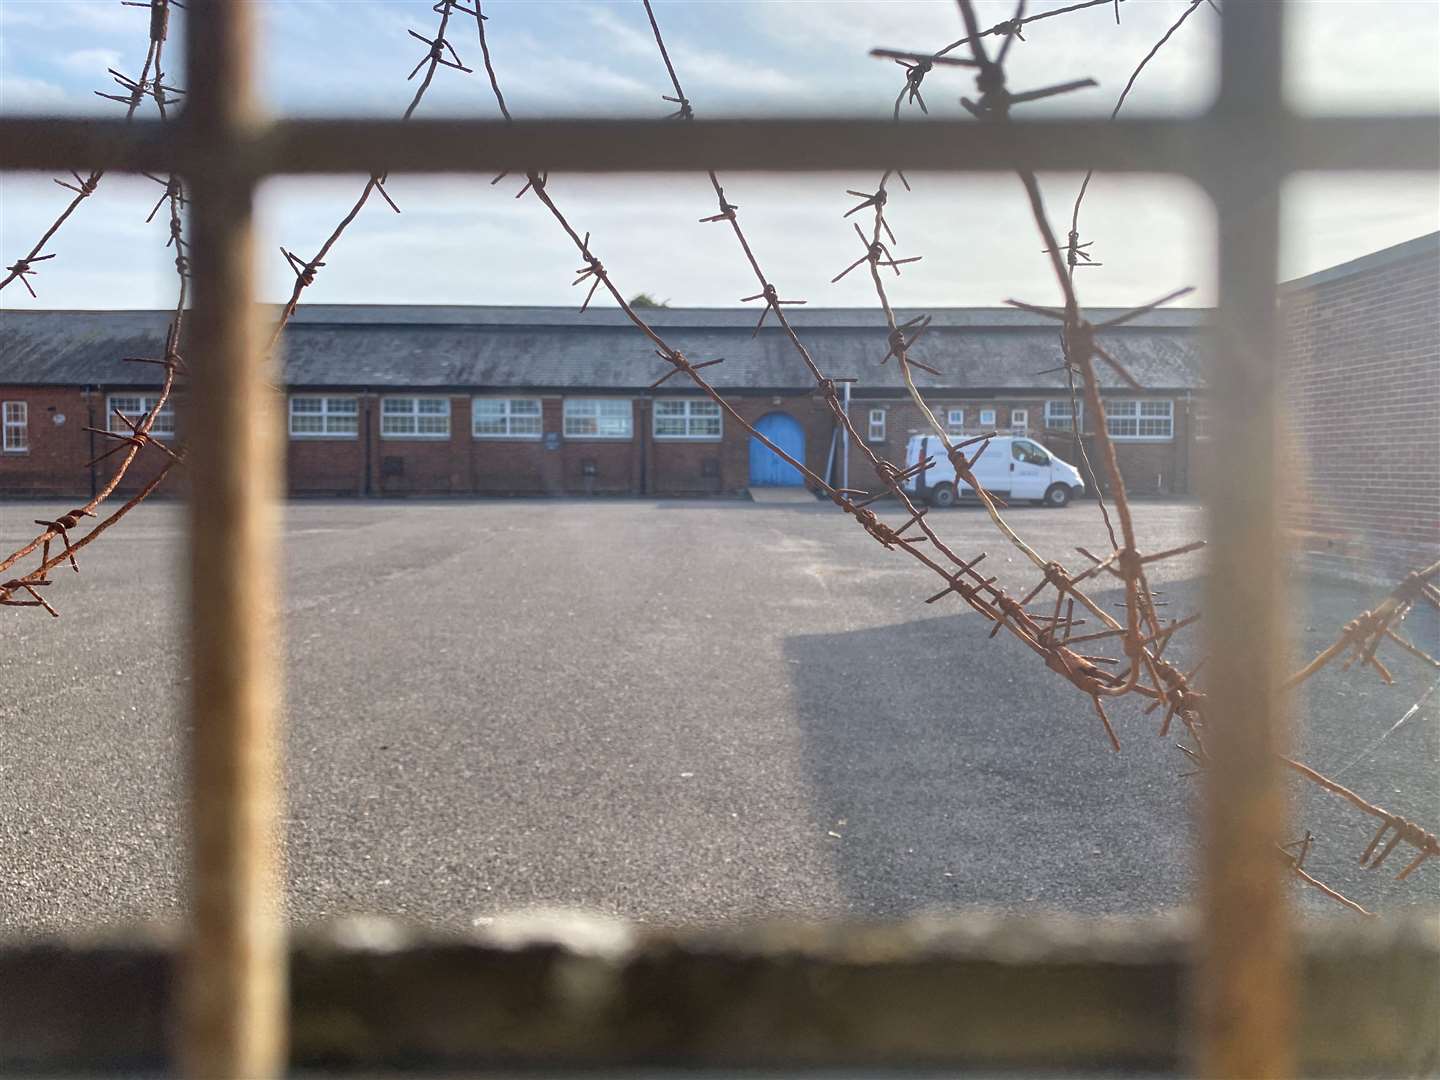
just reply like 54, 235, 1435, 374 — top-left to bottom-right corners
2, 0, 186, 618
0, 0, 181, 297
628, 0, 1436, 915
3, 0, 1434, 918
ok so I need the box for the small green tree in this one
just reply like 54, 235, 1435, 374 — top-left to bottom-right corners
629, 292, 670, 308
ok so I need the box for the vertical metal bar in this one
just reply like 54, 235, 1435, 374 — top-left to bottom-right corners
1197, 2, 1293, 1077
181, 2, 285, 1076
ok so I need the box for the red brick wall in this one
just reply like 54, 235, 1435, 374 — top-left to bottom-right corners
0, 386, 92, 497
1280, 249, 1440, 575
0, 386, 189, 500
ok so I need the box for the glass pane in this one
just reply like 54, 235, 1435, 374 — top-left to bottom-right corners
383, 399, 411, 415
511, 399, 541, 416
325, 415, 358, 434
418, 399, 447, 415
327, 398, 358, 414
656, 417, 686, 436
510, 415, 542, 435
291, 398, 322, 414
292, 415, 324, 433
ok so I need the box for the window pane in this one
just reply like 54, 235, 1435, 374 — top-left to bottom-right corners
292, 398, 322, 414
325, 415, 358, 434
418, 399, 447, 415
292, 415, 324, 433
328, 397, 358, 415
510, 414, 542, 435
382, 415, 414, 435
511, 399, 541, 416
417, 415, 449, 435
656, 416, 686, 436
692, 415, 721, 437
383, 398, 411, 415
655, 401, 685, 418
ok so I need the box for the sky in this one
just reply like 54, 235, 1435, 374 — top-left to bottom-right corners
0, 0, 1436, 313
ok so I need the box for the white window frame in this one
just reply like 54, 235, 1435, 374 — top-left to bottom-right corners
381, 396, 451, 439
289, 395, 359, 439
945, 408, 965, 435
1105, 398, 1174, 441
867, 408, 886, 442
1192, 399, 1210, 441
563, 398, 633, 440
1044, 399, 1083, 431
472, 397, 544, 440
107, 393, 175, 439
979, 407, 997, 429
653, 398, 722, 441
1010, 408, 1029, 435
3, 401, 27, 452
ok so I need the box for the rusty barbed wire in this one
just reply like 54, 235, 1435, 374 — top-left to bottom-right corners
265, 0, 475, 350
5, 0, 1432, 919
0, 0, 177, 297
2, 0, 187, 619
872, 0, 1436, 914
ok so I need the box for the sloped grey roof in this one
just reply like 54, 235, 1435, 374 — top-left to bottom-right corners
0, 306, 1207, 392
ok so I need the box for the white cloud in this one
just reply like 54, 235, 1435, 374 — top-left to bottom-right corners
0, 74, 72, 111
57, 47, 123, 76
586, 4, 806, 99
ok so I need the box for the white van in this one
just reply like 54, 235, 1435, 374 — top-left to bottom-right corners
903, 433, 1086, 508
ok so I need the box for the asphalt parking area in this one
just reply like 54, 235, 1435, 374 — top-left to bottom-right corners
2, 497, 1435, 932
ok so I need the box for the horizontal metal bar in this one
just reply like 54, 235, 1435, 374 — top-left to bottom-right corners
0, 116, 1435, 179
2, 913, 1436, 1074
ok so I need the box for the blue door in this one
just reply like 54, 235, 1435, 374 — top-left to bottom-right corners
749, 412, 805, 486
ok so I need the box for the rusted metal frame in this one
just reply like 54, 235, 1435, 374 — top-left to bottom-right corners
2, 115, 1437, 178
178, 3, 284, 1077
1196, 3, 1293, 1076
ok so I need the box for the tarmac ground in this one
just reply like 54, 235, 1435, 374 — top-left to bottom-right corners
2, 497, 1436, 932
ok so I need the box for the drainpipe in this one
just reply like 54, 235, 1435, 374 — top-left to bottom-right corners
841, 380, 851, 494
85, 386, 97, 499
362, 389, 372, 497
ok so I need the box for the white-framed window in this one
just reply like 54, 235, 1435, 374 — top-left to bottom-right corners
867, 408, 886, 442
381, 396, 450, 438
945, 408, 965, 435
473, 397, 543, 439
3, 401, 27, 452
1010, 408, 1029, 434
979, 407, 996, 429
1045, 399, 1083, 431
654, 398, 722, 440
1192, 399, 1210, 441
564, 398, 633, 439
1106, 398, 1174, 440
108, 393, 175, 438
289, 395, 359, 438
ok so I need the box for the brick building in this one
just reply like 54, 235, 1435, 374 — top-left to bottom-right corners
1, 303, 1208, 501
1277, 232, 1440, 577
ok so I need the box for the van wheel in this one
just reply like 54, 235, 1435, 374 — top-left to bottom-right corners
1044, 483, 1072, 508
930, 482, 957, 508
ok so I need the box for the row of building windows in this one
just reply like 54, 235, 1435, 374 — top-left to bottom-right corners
1039, 399, 1175, 440
285, 396, 724, 442
0, 396, 1177, 452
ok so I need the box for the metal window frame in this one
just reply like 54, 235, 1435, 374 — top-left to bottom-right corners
379, 394, 451, 439
0, 2, 1435, 1076
868, 407, 887, 441
563, 396, 635, 440
1105, 397, 1174, 441
471, 396, 544, 440
107, 392, 176, 438
2, 400, 29, 452
287, 394, 359, 439
652, 397, 723, 441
